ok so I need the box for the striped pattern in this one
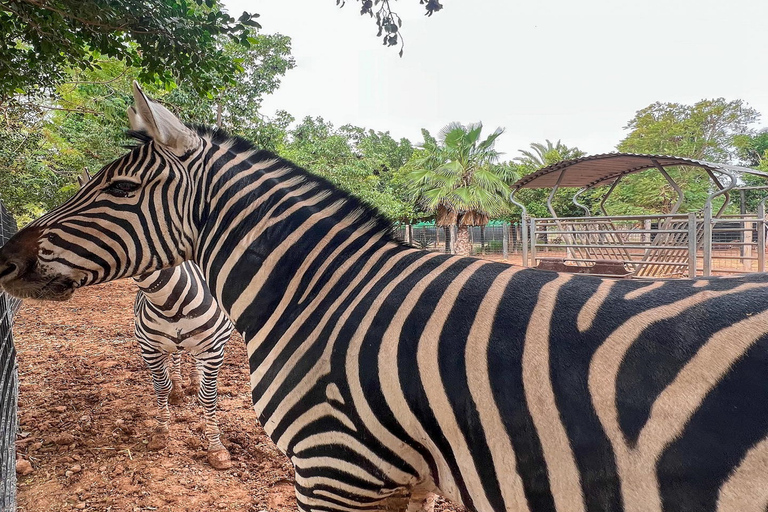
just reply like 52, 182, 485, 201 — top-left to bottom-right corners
75, 172, 235, 469
133, 261, 234, 469
2, 84, 768, 511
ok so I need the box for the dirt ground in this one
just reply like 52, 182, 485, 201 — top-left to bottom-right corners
12, 279, 463, 512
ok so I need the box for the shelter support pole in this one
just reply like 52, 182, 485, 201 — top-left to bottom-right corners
759, 200, 766, 273
521, 217, 529, 267
529, 217, 536, 267
502, 222, 509, 261
703, 201, 713, 277
688, 213, 698, 278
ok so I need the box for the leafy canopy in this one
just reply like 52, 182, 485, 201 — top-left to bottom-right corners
1, 0, 261, 100
405, 123, 512, 226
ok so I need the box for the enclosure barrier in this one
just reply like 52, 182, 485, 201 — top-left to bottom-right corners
523, 209, 767, 278
396, 222, 524, 259
0, 202, 19, 512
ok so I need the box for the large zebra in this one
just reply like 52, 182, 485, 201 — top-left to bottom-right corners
1, 82, 768, 512
78, 171, 236, 469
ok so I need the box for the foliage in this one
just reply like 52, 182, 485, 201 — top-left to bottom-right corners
515, 139, 587, 169
404, 123, 512, 225
0, 29, 295, 223
618, 98, 759, 162
1, 0, 261, 100
338, 0, 443, 55
734, 129, 768, 167
280, 116, 417, 221
610, 98, 761, 214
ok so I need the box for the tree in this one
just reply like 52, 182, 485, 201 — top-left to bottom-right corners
515, 139, 587, 169
340, 0, 443, 55
1, 0, 260, 100
619, 99, 759, 162
279, 117, 416, 221
0, 29, 295, 223
405, 123, 511, 256
614, 98, 761, 214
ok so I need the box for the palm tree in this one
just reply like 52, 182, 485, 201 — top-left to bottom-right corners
405, 122, 513, 256
515, 139, 586, 169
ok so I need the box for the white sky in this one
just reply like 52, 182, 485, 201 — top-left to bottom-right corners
224, 0, 768, 161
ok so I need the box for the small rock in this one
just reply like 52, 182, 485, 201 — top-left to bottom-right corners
52, 433, 76, 445
53, 406, 67, 413
15, 459, 33, 476
70, 464, 82, 473
184, 437, 202, 450
99, 466, 107, 473
75, 503, 86, 509
65, 470, 73, 478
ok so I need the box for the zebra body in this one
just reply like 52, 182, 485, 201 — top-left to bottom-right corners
133, 261, 234, 469
1, 82, 768, 511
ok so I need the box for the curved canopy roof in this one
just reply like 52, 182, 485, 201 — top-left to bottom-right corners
511, 153, 768, 190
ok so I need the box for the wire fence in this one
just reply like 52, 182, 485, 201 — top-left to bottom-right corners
0, 201, 19, 512
396, 223, 525, 257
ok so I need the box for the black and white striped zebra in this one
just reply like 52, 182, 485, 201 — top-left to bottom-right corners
2, 82, 768, 511
77, 171, 236, 469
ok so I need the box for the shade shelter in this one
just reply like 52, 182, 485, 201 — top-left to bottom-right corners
509, 153, 768, 277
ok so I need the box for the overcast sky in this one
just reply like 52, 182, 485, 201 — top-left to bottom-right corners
225, 0, 768, 161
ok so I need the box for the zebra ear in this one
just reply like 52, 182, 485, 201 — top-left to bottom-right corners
130, 81, 196, 154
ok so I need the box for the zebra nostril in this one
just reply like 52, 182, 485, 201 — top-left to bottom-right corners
0, 262, 18, 280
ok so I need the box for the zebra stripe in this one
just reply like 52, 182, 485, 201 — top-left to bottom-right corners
2, 82, 768, 511
133, 261, 235, 470
76, 171, 236, 470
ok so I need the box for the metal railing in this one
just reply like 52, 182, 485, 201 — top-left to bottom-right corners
522, 209, 768, 278
0, 201, 19, 512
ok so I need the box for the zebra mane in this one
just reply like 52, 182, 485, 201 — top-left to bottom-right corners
127, 125, 406, 246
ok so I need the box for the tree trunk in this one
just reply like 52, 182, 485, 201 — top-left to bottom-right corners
480, 225, 486, 255
455, 225, 472, 256
443, 226, 451, 253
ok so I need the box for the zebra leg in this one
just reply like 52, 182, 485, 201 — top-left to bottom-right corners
145, 352, 173, 451
186, 358, 202, 396
169, 351, 184, 405
196, 353, 231, 470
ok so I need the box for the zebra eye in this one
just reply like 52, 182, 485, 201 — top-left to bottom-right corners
105, 181, 141, 198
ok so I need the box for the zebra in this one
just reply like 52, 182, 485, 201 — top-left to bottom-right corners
76, 170, 236, 469
1, 82, 768, 512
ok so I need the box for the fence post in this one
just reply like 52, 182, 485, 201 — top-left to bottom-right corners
529, 217, 537, 267
688, 212, 698, 278
0, 201, 19, 512
759, 202, 766, 273
502, 222, 509, 261
703, 201, 713, 277
521, 217, 529, 267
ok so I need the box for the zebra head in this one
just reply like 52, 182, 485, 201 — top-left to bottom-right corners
0, 82, 201, 300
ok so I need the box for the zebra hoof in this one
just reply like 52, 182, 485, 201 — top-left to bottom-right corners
207, 448, 232, 470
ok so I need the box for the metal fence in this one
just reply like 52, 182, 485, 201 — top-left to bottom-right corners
521, 204, 768, 278
396, 223, 525, 258
0, 202, 19, 512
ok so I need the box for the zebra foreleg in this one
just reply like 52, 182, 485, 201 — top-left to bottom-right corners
169, 351, 184, 405
195, 351, 231, 470
145, 352, 173, 451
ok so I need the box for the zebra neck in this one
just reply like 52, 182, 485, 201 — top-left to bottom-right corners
190, 153, 404, 358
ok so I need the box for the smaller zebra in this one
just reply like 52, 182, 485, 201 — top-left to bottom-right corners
79, 172, 236, 470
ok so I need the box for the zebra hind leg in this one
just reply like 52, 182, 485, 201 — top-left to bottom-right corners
169, 351, 184, 405
186, 358, 202, 396
196, 351, 231, 470
145, 352, 174, 451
